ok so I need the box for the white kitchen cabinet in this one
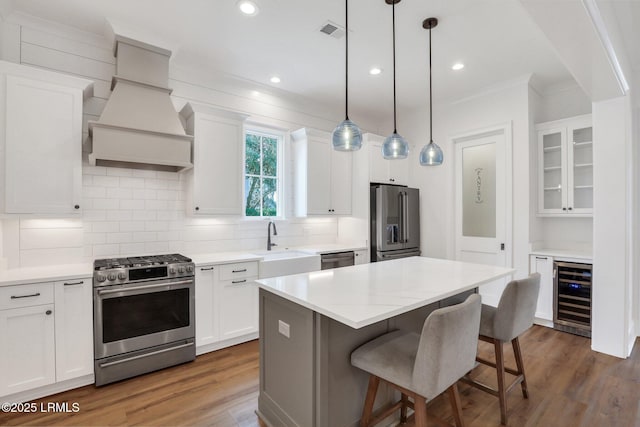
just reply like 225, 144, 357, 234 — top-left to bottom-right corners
54, 277, 93, 382
0, 61, 91, 214
195, 264, 218, 348
536, 114, 592, 216
291, 128, 353, 216
218, 261, 259, 341
0, 283, 56, 396
195, 261, 259, 354
530, 255, 554, 323
367, 133, 409, 185
180, 103, 249, 215
354, 249, 369, 265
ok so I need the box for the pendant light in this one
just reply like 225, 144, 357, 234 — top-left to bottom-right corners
332, 0, 363, 151
382, 0, 409, 160
419, 17, 444, 166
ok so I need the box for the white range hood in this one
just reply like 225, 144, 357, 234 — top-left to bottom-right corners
88, 35, 193, 172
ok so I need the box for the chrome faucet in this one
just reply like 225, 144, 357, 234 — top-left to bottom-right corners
267, 221, 278, 251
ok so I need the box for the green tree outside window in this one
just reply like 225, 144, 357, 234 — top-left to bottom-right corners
245, 131, 279, 216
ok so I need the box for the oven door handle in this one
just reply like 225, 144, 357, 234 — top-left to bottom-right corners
98, 342, 194, 368
97, 279, 194, 295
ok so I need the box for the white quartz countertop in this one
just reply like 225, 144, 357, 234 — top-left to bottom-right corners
188, 251, 264, 266
530, 248, 592, 261
257, 256, 515, 329
294, 243, 367, 254
0, 263, 93, 287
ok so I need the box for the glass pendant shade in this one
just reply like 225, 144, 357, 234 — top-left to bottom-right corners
382, 132, 409, 159
419, 140, 443, 165
332, 118, 363, 151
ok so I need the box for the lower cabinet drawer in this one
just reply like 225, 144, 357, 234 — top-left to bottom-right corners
219, 262, 258, 281
0, 282, 54, 310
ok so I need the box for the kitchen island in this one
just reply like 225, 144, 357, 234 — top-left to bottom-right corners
256, 256, 515, 427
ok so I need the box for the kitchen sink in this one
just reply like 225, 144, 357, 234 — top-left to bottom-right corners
252, 250, 321, 279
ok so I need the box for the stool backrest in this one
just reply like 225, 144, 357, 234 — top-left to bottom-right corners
493, 273, 541, 342
412, 294, 481, 399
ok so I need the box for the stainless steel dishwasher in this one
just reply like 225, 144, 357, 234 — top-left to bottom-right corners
320, 251, 355, 270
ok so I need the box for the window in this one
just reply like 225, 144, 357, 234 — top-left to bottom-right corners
244, 128, 282, 217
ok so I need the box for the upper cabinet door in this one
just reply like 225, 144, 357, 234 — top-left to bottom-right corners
4, 75, 84, 214
305, 137, 332, 215
368, 135, 408, 185
536, 114, 592, 217
330, 150, 353, 215
180, 103, 248, 216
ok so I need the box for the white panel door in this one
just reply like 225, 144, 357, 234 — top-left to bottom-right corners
530, 255, 554, 322
193, 115, 243, 215
0, 305, 56, 395
219, 280, 258, 340
195, 265, 217, 349
330, 150, 353, 215
306, 138, 332, 215
455, 130, 510, 306
54, 278, 94, 381
5, 75, 82, 214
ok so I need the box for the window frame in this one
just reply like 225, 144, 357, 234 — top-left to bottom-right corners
242, 125, 285, 219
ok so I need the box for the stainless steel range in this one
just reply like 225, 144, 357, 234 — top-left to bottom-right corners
93, 254, 195, 386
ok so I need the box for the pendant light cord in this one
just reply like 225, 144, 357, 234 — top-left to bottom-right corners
345, 0, 349, 120
429, 26, 432, 143
392, 1, 397, 133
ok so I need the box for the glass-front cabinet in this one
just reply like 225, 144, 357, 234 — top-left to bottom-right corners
536, 115, 592, 216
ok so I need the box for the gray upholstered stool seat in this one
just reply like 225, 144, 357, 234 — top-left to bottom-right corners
351, 294, 481, 427
462, 273, 541, 425
351, 330, 420, 393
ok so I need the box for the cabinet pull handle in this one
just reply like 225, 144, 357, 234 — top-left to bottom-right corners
232, 269, 247, 273
11, 293, 41, 299
64, 281, 84, 286
535, 256, 547, 260
232, 279, 247, 284
200, 267, 214, 271
568, 207, 573, 211
46, 310, 52, 315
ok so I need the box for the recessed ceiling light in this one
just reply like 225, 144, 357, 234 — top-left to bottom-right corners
452, 62, 465, 71
270, 76, 281, 84
369, 67, 382, 76
238, 0, 258, 16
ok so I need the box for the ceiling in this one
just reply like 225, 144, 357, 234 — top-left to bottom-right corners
4, 0, 578, 121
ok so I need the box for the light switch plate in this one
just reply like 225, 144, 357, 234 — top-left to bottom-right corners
278, 320, 290, 338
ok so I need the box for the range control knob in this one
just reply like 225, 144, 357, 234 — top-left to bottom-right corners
108, 273, 116, 281
96, 274, 106, 282
186, 265, 194, 273
178, 266, 185, 273
118, 272, 126, 280
169, 267, 176, 274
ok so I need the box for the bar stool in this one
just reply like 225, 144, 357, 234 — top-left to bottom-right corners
462, 273, 540, 425
351, 294, 481, 427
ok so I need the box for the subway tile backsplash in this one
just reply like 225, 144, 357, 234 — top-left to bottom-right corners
14, 162, 338, 267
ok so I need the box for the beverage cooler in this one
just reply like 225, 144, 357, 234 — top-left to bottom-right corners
553, 261, 592, 337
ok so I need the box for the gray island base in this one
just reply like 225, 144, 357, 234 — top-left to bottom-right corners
255, 257, 515, 427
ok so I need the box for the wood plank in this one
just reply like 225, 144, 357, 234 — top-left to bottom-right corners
1, 331, 639, 427
21, 27, 115, 64
21, 42, 115, 82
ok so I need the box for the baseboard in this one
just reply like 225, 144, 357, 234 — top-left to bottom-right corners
534, 317, 554, 328
1, 374, 94, 403
196, 332, 258, 355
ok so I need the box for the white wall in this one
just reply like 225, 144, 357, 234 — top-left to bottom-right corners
405, 77, 531, 281
0, 13, 378, 267
592, 96, 633, 357
536, 81, 593, 123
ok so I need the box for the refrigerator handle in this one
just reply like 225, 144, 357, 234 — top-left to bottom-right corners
398, 191, 404, 243
403, 191, 409, 243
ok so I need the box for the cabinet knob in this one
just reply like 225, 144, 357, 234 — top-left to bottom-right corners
74, 205, 80, 210
195, 206, 200, 211
568, 207, 573, 211
562, 207, 567, 211
46, 310, 52, 315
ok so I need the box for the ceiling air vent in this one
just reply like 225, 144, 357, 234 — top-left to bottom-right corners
319, 21, 345, 39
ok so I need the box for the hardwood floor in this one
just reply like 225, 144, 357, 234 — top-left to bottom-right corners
1, 326, 639, 426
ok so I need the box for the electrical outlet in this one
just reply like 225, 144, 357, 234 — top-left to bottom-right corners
278, 320, 290, 338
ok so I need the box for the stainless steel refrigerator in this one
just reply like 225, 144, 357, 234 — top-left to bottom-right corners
370, 184, 421, 262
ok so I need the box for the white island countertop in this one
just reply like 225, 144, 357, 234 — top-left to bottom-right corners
257, 256, 515, 329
